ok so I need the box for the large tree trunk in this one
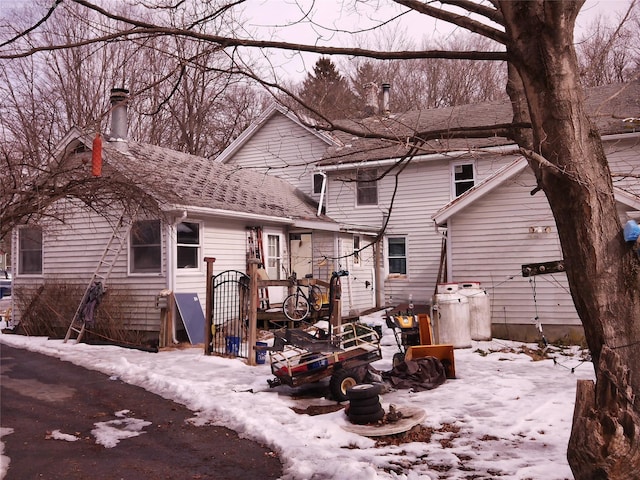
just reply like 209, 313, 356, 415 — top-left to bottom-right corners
498, 2, 640, 478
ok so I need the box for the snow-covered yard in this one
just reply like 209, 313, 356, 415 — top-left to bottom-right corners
1, 310, 594, 479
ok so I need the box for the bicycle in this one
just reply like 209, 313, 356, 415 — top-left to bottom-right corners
282, 272, 324, 321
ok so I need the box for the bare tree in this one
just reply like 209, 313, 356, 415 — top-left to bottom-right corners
577, 8, 640, 86
2, 1, 640, 476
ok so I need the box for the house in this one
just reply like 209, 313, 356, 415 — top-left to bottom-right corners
223, 81, 640, 342
8, 89, 362, 346
217, 103, 379, 316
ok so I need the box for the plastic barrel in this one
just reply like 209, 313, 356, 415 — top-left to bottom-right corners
459, 282, 492, 341
256, 341, 268, 364
433, 286, 472, 348
225, 336, 240, 355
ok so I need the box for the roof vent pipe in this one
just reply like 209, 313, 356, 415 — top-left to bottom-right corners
109, 88, 129, 141
382, 83, 391, 115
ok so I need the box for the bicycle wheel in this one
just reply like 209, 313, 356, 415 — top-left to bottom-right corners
283, 293, 310, 321
309, 286, 323, 311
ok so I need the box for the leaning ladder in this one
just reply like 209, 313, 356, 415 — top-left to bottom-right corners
64, 212, 133, 343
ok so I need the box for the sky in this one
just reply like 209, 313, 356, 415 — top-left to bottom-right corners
0, 309, 595, 480
239, 0, 635, 81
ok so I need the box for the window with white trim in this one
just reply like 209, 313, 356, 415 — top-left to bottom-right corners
313, 173, 324, 195
19, 226, 42, 274
131, 220, 161, 273
387, 236, 407, 275
453, 162, 475, 197
357, 169, 378, 205
353, 235, 361, 265
176, 221, 201, 269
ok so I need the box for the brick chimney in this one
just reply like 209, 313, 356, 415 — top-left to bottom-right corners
363, 82, 378, 116
109, 88, 129, 141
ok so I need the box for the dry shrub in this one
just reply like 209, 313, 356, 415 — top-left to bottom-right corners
14, 280, 152, 347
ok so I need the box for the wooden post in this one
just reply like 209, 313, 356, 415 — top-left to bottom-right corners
248, 259, 259, 366
204, 257, 216, 355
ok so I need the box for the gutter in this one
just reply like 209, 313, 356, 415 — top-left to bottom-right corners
168, 205, 295, 225
318, 144, 521, 172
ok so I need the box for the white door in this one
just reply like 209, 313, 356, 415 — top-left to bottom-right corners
264, 230, 286, 304
290, 233, 312, 278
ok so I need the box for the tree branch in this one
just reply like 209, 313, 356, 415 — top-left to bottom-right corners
392, 0, 508, 44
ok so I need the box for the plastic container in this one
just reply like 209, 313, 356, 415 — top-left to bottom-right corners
256, 341, 268, 364
433, 286, 471, 348
458, 282, 492, 341
225, 336, 240, 355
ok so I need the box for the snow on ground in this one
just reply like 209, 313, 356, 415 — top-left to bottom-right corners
0, 310, 594, 480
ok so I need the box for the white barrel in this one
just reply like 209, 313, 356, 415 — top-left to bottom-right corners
459, 282, 492, 341
433, 287, 471, 348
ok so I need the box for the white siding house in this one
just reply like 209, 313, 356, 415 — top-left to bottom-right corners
9, 92, 346, 345
221, 81, 640, 342
216, 104, 379, 316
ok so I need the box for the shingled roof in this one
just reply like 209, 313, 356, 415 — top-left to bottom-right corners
100, 140, 332, 224
321, 80, 640, 165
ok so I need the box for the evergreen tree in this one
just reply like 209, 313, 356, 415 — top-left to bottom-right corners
298, 57, 358, 120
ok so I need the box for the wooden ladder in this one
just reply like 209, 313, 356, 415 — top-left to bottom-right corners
247, 228, 270, 309
64, 212, 133, 343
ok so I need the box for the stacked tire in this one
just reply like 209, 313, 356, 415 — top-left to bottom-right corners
346, 384, 384, 425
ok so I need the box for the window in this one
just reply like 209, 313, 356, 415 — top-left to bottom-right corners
313, 173, 324, 195
131, 220, 161, 273
387, 237, 407, 275
357, 169, 378, 205
176, 221, 200, 269
353, 235, 360, 265
266, 234, 281, 280
453, 162, 475, 197
19, 226, 42, 274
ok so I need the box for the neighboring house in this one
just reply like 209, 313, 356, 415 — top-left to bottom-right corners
223, 81, 640, 342
9, 90, 357, 342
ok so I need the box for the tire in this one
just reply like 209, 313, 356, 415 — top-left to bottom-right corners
347, 408, 385, 425
347, 394, 380, 407
392, 352, 406, 368
283, 293, 309, 321
330, 368, 360, 402
346, 383, 382, 400
347, 401, 383, 416
309, 285, 323, 311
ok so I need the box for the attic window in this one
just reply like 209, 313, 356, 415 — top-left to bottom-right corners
453, 162, 475, 197
313, 173, 324, 195
357, 169, 378, 206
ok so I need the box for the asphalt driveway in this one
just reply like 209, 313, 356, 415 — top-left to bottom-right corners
0, 343, 282, 480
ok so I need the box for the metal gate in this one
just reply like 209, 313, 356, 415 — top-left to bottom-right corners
207, 270, 250, 358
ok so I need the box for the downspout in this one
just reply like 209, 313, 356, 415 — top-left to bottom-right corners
317, 171, 327, 216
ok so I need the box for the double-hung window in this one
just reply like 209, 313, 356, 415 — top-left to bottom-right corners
387, 236, 407, 275
453, 162, 475, 197
176, 221, 200, 269
19, 226, 43, 275
313, 173, 324, 195
131, 220, 161, 273
357, 169, 378, 206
